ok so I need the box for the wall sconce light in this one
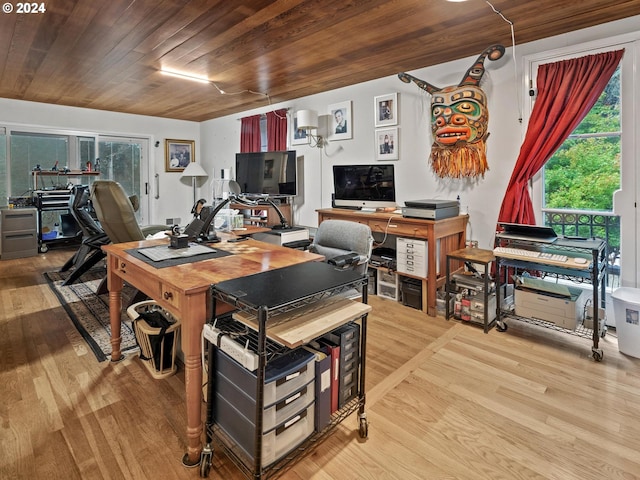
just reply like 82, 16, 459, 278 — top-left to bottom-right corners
296, 109, 324, 148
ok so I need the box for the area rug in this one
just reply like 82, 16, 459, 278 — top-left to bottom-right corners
44, 268, 139, 362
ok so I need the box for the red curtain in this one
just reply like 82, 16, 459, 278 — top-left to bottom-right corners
240, 114, 261, 153
497, 49, 624, 225
267, 109, 288, 151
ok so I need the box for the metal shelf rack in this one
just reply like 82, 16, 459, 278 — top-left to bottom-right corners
201, 261, 370, 479
494, 236, 608, 361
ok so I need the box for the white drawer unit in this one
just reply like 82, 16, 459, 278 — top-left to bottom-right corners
396, 237, 427, 278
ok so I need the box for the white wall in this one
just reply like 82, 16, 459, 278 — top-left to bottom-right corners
200, 14, 640, 249
0, 98, 200, 225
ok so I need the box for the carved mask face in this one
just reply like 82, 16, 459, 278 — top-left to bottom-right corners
431, 85, 488, 147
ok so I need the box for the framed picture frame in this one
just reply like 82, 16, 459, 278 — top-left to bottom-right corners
374, 93, 398, 127
328, 101, 352, 141
165, 139, 195, 172
291, 113, 309, 146
375, 127, 398, 160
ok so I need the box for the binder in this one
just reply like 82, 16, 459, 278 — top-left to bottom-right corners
317, 339, 340, 413
303, 346, 331, 431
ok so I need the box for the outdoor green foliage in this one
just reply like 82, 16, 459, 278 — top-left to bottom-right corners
544, 67, 621, 248
545, 137, 620, 211
544, 67, 620, 212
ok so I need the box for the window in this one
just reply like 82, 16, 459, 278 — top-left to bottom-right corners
10, 132, 70, 195
543, 66, 621, 213
0, 130, 6, 205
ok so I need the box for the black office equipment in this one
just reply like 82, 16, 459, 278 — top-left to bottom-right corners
402, 199, 460, 220
496, 222, 558, 243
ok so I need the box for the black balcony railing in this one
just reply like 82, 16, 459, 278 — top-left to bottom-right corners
543, 208, 620, 288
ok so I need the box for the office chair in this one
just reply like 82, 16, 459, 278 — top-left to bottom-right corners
59, 185, 111, 285
309, 219, 373, 276
91, 180, 167, 244
91, 180, 168, 296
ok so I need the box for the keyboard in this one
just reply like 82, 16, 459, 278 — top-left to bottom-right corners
493, 246, 568, 263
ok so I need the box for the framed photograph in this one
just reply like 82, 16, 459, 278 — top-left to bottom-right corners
328, 101, 352, 141
374, 93, 398, 127
165, 139, 195, 172
291, 113, 308, 146
375, 127, 398, 160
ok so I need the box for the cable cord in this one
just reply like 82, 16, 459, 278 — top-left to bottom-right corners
485, 0, 522, 123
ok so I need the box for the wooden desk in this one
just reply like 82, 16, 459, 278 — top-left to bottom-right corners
102, 235, 323, 466
317, 208, 468, 316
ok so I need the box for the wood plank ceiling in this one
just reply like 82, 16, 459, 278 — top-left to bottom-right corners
0, 0, 638, 122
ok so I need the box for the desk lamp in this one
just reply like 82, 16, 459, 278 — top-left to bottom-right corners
181, 162, 209, 204
195, 181, 292, 243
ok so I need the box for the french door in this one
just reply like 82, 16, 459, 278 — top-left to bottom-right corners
97, 136, 150, 224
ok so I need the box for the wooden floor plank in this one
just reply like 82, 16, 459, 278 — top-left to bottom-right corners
1, 248, 639, 479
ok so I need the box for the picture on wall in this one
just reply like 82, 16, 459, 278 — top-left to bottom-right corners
328, 101, 352, 141
165, 139, 195, 172
374, 93, 398, 127
291, 113, 308, 146
376, 127, 398, 160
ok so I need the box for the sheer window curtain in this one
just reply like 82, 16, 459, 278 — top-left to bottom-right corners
497, 49, 624, 225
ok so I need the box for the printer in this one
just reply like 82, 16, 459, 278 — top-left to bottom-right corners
402, 199, 460, 220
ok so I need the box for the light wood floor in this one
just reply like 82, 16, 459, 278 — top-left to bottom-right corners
1, 248, 639, 479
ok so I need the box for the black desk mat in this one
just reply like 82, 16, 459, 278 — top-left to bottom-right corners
125, 244, 232, 268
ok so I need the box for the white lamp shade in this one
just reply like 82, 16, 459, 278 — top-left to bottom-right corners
297, 109, 318, 130
181, 162, 208, 178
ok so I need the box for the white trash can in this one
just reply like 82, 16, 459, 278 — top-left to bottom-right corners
611, 287, 640, 358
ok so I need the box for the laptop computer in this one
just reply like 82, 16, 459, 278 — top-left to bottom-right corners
496, 222, 558, 243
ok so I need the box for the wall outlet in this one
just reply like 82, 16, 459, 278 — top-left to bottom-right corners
165, 217, 181, 225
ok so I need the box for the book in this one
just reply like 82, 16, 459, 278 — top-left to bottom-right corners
253, 227, 309, 246
316, 339, 340, 413
303, 346, 331, 431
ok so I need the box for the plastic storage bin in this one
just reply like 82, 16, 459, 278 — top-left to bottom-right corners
611, 287, 640, 358
126, 300, 181, 378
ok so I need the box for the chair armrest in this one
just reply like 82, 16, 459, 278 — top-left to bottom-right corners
141, 225, 169, 236
328, 252, 363, 268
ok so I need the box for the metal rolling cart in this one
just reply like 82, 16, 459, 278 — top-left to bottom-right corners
494, 236, 608, 361
201, 261, 371, 479
445, 247, 497, 333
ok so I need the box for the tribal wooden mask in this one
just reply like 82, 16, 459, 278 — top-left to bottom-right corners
399, 45, 505, 179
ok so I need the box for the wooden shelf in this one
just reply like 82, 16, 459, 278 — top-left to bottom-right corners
232, 297, 371, 348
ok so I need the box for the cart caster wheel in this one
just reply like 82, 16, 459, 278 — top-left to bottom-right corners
199, 451, 212, 478
39, 244, 48, 253
496, 322, 508, 332
592, 349, 603, 362
358, 416, 369, 438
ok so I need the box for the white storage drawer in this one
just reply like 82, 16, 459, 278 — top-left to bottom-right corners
215, 347, 315, 406
216, 368, 314, 432
396, 237, 427, 277
215, 392, 315, 467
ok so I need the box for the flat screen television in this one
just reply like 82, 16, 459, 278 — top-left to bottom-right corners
332, 164, 396, 210
235, 150, 297, 197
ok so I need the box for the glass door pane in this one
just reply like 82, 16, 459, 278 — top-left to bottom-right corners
98, 137, 148, 223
